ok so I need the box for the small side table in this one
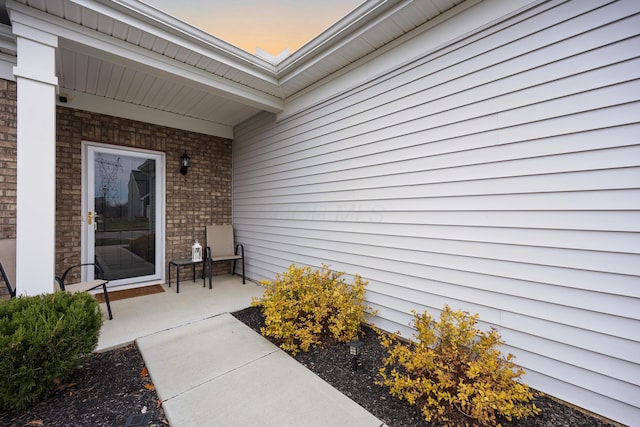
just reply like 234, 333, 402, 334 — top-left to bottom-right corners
168, 258, 210, 293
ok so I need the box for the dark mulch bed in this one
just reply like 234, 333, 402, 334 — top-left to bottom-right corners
0, 307, 620, 427
232, 306, 620, 427
0, 344, 168, 427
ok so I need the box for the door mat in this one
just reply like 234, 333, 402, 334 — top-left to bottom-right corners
95, 284, 165, 303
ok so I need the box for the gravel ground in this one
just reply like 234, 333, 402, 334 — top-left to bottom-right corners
0, 306, 620, 427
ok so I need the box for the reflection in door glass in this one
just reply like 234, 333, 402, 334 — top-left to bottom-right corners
94, 153, 156, 280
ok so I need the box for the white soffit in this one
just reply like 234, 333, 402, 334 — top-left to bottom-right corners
3, 0, 471, 133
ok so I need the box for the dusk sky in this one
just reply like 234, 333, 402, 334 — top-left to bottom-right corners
144, 0, 363, 56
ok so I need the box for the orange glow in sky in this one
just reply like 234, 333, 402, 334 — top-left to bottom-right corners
145, 0, 363, 56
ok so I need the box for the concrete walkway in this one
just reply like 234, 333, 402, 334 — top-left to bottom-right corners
96, 276, 386, 427
138, 314, 385, 427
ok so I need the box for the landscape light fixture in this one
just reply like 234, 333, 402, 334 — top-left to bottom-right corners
123, 412, 152, 427
180, 151, 190, 175
347, 340, 363, 372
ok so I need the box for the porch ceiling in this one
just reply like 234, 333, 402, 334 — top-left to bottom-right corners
2, 0, 467, 134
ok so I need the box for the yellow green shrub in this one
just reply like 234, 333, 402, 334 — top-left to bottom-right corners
377, 305, 540, 426
252, 264, 371, 355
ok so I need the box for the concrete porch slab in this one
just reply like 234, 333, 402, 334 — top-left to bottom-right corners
96, 275, 263, 351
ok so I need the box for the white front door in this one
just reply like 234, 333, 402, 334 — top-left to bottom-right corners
83, 143, 165, 286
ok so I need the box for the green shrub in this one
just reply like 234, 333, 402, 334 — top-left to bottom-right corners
0, 291, 103, 411
377, 305, 540, 426
252, 264, 372, 355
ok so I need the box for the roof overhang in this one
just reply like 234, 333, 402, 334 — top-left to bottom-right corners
1, 0, 470, 137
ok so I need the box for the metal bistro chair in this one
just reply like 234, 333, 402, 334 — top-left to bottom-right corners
205, 225, 245, 285
55, 263, 113, 320
1, 240, 112, 320
0, 238, 16, 298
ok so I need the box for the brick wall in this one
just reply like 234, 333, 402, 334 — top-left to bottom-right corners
56, 107, 234, 284
0, 78, 235, 297
0, 79, 16, 299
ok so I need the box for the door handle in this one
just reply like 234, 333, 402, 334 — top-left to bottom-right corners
88, 211, 99, 230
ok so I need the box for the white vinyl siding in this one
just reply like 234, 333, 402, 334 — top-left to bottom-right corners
233, 1, 640, 424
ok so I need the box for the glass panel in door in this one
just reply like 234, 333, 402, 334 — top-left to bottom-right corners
86, 146, 162, 284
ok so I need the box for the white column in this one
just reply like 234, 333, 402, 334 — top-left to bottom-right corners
12, 23, 58, 295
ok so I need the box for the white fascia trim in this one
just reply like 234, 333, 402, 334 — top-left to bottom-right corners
74, 0, 279, 81
10, 20, 58, 47
275, 0, 478, 89
62, 89, 233, 139
276, 0, 396, 82
0, 52, 16, 64
278, 0, 538, 121
7, 4, 284, 113
0, 54, 16, 81
0, 38, 16, 53
0, 23, 17, 55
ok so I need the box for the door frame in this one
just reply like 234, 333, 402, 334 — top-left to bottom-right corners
81, 141, 166, 288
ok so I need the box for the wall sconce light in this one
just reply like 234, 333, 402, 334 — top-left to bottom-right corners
347, 340, 363, 372
180, 151, 190, 175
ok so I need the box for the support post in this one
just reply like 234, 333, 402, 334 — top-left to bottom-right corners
12, 22, 58, 295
